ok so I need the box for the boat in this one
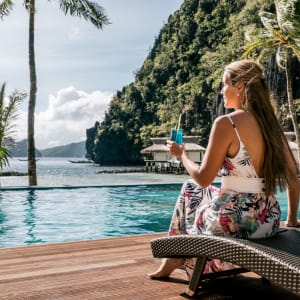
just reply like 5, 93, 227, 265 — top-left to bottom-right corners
18, 158, 40, 162
68, 159, 93, 164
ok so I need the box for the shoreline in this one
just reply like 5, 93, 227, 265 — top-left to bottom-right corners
0, 181, 184, 191
0, 172, 191, 188
96, 166, 146, 174
0, 157, 191, 187
0, 171, 28, 176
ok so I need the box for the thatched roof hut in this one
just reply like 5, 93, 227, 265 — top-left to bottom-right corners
140, 136, 205, 163
140, 138, 168, 154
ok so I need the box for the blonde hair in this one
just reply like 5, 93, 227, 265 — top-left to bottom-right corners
225, 59, 294, 195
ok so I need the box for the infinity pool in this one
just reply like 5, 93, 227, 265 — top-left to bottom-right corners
0, 184, 180, 248
0, 184, 295, 248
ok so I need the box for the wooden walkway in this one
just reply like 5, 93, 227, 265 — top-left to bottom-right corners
0, 233, 299, 300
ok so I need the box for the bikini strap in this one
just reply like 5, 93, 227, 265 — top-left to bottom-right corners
227, 115, 242, 142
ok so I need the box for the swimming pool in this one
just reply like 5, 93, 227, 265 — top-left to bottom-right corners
0, 184, 296, 248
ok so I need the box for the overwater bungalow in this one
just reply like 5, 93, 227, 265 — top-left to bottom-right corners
140, 136, 206, 174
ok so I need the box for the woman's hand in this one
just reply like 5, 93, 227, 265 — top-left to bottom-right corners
167, 140, 184, 159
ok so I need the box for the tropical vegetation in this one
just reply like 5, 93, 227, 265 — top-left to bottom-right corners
244, 0, 300, 162
0, 83, 26, 169
86, 0, 300, 165
0, 0, 110, 185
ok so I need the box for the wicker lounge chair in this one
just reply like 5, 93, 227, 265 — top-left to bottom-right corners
151, 227, 300, 297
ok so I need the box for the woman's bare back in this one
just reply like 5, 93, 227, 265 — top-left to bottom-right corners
226, 110, 265, 177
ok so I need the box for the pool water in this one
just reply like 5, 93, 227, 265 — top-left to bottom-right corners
0, 184, 180, 248
0, 184, 296, 248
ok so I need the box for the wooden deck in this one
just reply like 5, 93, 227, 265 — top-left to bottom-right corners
0, 233, 299, 300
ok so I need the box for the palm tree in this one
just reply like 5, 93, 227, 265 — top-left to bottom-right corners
0, 0, 110, 185
0, 83, 26, 170
244, 0, 300, 163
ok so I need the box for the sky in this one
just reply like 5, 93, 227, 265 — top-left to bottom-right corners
0, 0, 183, 149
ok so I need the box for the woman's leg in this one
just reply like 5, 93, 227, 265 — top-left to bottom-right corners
169, 179, 206, 235
149, 180, 206, 279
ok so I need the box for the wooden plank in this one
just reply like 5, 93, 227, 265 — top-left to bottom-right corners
0, 233, 299, 299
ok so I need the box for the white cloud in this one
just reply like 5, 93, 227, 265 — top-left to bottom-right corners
2, 1, 183, 151
68, 26, 82, 40
13, 86, 113, 150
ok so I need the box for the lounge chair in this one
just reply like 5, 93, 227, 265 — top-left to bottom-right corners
151, 227, 300, 297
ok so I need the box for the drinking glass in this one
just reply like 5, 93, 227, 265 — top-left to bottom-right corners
170, 128, 183, 144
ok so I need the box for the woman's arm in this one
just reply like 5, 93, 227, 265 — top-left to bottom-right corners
167, 116, 232, 187
286, 185, 300, 227
283, 139, 300, 227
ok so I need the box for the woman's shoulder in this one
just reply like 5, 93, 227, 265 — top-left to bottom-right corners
214, 115, 232, 127
214, 114, 229, 123
211, 116, 234, 138
214, 111, 251, 129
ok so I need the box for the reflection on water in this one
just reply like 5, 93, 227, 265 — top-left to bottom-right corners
0, 194, 8, 235
0, 184, 181, 248
0, 184, 295, 249
23, 190, 44, 245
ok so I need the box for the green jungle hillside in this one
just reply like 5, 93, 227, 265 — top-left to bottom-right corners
86, 0, 300, 165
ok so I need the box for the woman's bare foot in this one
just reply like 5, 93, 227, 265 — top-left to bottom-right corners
148, 258, 185, 279
285, 220, 300, 227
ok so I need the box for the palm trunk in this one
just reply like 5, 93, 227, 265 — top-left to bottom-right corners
28, 0, 37, 185
286, 54, 300, 168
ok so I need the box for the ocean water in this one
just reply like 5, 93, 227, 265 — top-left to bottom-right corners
1, 157, 189, 187
0, 158, 297, 249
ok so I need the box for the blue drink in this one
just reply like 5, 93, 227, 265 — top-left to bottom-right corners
170, 128, 177, 142
170, 128, 183, 144
176, 129, 183, 144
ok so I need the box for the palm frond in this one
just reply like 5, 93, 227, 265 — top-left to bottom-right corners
243, 27, 276, 58
277, 0, 300, 36
243, 41, 265, 58
59, 0, 110, 29
276, 0, 293, 26
281, 20, 296, 35
0, 0, 13, 19
2, 89, 26, 137
0, 83, 26, 169
245, 27, 271, 41
258, 11, 289, 44
0, 146, 11, 169
259, 10, 279, 32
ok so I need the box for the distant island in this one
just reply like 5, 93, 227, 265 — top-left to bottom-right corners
10, 139, 86, 158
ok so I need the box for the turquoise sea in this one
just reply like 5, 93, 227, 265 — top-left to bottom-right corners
0, 158, 297, 249
1, 157, 189, 187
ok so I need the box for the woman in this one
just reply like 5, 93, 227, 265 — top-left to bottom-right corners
149, 59, 300, 278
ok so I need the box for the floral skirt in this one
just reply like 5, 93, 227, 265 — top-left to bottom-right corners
168, 179, 281, 273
